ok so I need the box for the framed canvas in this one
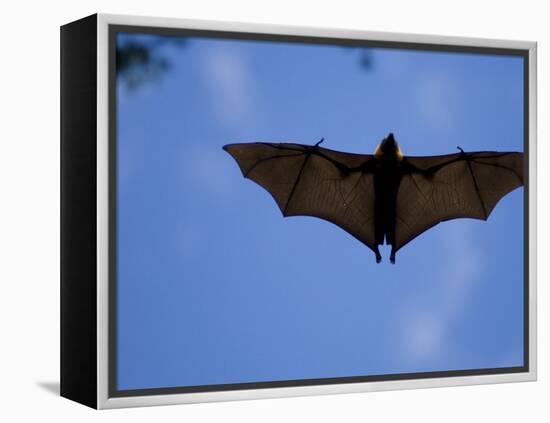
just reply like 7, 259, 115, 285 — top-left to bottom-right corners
60, 13, 537, 409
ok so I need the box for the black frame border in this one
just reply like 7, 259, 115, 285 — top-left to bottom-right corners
108, 23, 530, 398
60, 14, 99, 409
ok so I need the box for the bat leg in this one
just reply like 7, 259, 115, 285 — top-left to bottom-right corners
374, 247, 382, 263
389, 247, 396, 264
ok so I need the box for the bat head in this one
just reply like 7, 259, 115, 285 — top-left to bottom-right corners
374, 133, 403, 161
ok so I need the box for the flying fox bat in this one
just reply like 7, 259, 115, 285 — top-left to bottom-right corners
223, 133, 523, 263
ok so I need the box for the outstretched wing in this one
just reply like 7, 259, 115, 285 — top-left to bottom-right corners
223, 142, 378, 251
394, 151, 524, 252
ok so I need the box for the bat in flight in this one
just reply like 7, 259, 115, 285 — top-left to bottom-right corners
223, 133, 523, 263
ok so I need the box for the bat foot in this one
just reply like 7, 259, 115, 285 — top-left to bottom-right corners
375, 250, 382, 263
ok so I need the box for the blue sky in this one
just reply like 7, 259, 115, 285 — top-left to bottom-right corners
115, 33, 524, 390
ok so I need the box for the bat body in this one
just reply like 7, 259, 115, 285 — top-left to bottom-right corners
223, 134, 523, 263
372, 147, 401, 263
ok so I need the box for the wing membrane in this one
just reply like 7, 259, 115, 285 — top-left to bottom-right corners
224, 142, 378, 251
394, 151, 524, 251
